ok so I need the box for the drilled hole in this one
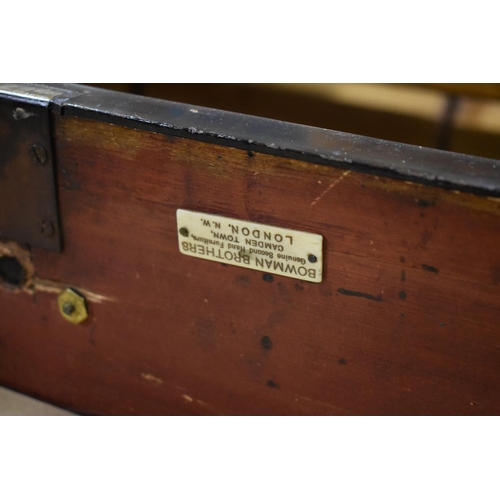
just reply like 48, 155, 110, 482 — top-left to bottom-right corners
0, 256, 26, 286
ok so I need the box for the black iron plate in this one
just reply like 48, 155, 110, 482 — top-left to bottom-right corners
0, 93, 61, 251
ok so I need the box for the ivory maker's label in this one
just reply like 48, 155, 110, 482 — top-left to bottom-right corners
176, 209, 323, 283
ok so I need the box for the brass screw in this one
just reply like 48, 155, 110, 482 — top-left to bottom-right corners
57, 288, 88, 324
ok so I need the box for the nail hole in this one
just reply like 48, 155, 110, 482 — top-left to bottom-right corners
261, 336, 273, 349
0, 256, 26, 286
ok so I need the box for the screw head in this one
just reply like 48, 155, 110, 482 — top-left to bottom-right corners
62, 302, 76, 315
179, 227, 189, 237
41, 220, 55, 238
57, 288, 88, 324
30, 144, 48, 165
308, 254, 317, 263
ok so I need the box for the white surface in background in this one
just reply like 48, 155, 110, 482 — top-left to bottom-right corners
0, 386, 75, 416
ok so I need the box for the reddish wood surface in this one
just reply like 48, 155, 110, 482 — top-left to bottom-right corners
1, 116, 500, 415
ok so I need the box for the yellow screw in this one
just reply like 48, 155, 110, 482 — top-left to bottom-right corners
57, 288, 88, 324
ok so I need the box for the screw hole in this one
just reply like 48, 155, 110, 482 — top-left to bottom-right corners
0, 256, 26, 286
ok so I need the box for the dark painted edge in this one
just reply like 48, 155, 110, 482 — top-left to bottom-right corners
2, 83, 500, 197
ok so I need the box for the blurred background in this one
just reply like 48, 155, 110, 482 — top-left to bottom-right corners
90, 83, 500, 161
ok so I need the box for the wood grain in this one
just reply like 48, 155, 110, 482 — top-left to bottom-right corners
1, 116, 500, 415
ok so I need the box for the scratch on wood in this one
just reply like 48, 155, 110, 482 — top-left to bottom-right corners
32, 278, 115, 303
421, 264, 439, 273
293, 394, 348, 414
196, 399, 211, 408
141, 373, 164, 385
310, 171, 350, 206
337, 288, 383, 302
0, 241, 113, 303
180, 394, 213, 409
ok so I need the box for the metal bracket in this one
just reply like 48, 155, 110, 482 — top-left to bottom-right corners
0, 91, 61, 252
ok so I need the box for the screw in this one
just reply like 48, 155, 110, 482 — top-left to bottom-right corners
13, 108, 30, 120
308, 254, 317, 263
62, 302, 76, 315
30, 144, 48, 165
57, 288, 89, 324
41, 220, 55, 237
179, 227, 189, 237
